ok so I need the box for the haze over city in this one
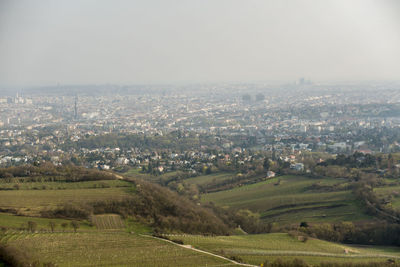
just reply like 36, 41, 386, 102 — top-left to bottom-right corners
1, 0, 400, 88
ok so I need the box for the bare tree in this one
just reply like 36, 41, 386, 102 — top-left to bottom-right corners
61, 222, 68, 231
70, 221, 80, 233
48, 221, 56, 232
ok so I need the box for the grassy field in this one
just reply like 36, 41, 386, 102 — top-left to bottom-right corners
0, 187, 132, 216
177, 233, 400, 266
184, 172, 235, 186
202, 175, 370, 223
0, 179, 131, 190
375, 184, 400, 209
1, 232, 236, 267
0, 213, 93, 231
0, 178, 135, 216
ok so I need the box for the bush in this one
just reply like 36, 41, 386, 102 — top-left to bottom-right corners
171, 239, 184, 245
0, 244, 32, 267
41, 204, 92, 219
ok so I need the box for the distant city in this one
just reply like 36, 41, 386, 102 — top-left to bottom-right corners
1, 80, 400, 169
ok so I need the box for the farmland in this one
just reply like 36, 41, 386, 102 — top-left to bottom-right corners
1, 165, 400, 266
0, 179, 131, 190
201, 175, 370, 223
185, 172, 235, 186
91, 214, 125, 230
3, 225, 400, 266
0, 232, 236, 267
177, 233, 400, 266
0, 187, 132, 216
0, 213, 93, 231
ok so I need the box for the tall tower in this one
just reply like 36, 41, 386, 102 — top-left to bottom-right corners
74, 95, 78, 120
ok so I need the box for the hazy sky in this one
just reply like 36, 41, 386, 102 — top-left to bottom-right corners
0, 0, 399, 87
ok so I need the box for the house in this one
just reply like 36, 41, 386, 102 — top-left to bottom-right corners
290, 163, 304, 171
157, 166, 164, 173
99, 164, 110, 170
116, 157, 129, 165
266, 171, 276, 178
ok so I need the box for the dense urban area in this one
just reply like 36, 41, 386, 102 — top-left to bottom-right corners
1, 81, 400, 171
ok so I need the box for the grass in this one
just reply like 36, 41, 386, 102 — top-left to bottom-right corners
0, 213, 93, 231
0, 179, 131, 190
125, 218, 153, 234
184, 172, 235, 186
1, 232, 236, 267
202, 175, 370, 223
123, 167, 155, 181
0, 187, 132, 216
91, 214, 125, 230
177, 233, 400, 266
124, 167, 144, 176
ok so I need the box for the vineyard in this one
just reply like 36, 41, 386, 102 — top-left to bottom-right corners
176, 233, 400, 266
202, 175, 370, 223
91, 214, 125, 229
1, 231, 236, 267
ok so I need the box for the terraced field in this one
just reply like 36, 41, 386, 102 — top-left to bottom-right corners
1, 232, 236, 267
202, 175, 370, 223
177, 233, 400, 266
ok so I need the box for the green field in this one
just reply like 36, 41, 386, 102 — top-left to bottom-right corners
202, 175, 370, 223
177, 233, 400, 266
1, 232, 236, 267
185, 172, 235, 186
0, 187, 132, 216
375, 184, 400, 209
0, 179, 131, 190
0, 213, 93, 231
0, 179, 135, 216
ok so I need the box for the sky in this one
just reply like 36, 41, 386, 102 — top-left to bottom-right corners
0, 0, 399, 87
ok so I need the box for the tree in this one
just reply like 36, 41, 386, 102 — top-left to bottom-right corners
263, 158, 270, 171
27, 221, 37, 233
48, 221, 56, 232
61, 222, 68, 231
300, 221, 308, 228
70, 221, 80, 233
388, 154, 394, 175
205, 166, 212, 175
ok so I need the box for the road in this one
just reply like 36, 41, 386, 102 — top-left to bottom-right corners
140, 234, 258, 267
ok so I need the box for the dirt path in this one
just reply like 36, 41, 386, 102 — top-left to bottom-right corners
140, 234, 258, 267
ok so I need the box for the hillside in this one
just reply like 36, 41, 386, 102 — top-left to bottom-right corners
0, 164, 231, 235
201, 175, 370, 223
176, 233, 400, 266
0, 232, 234, 267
